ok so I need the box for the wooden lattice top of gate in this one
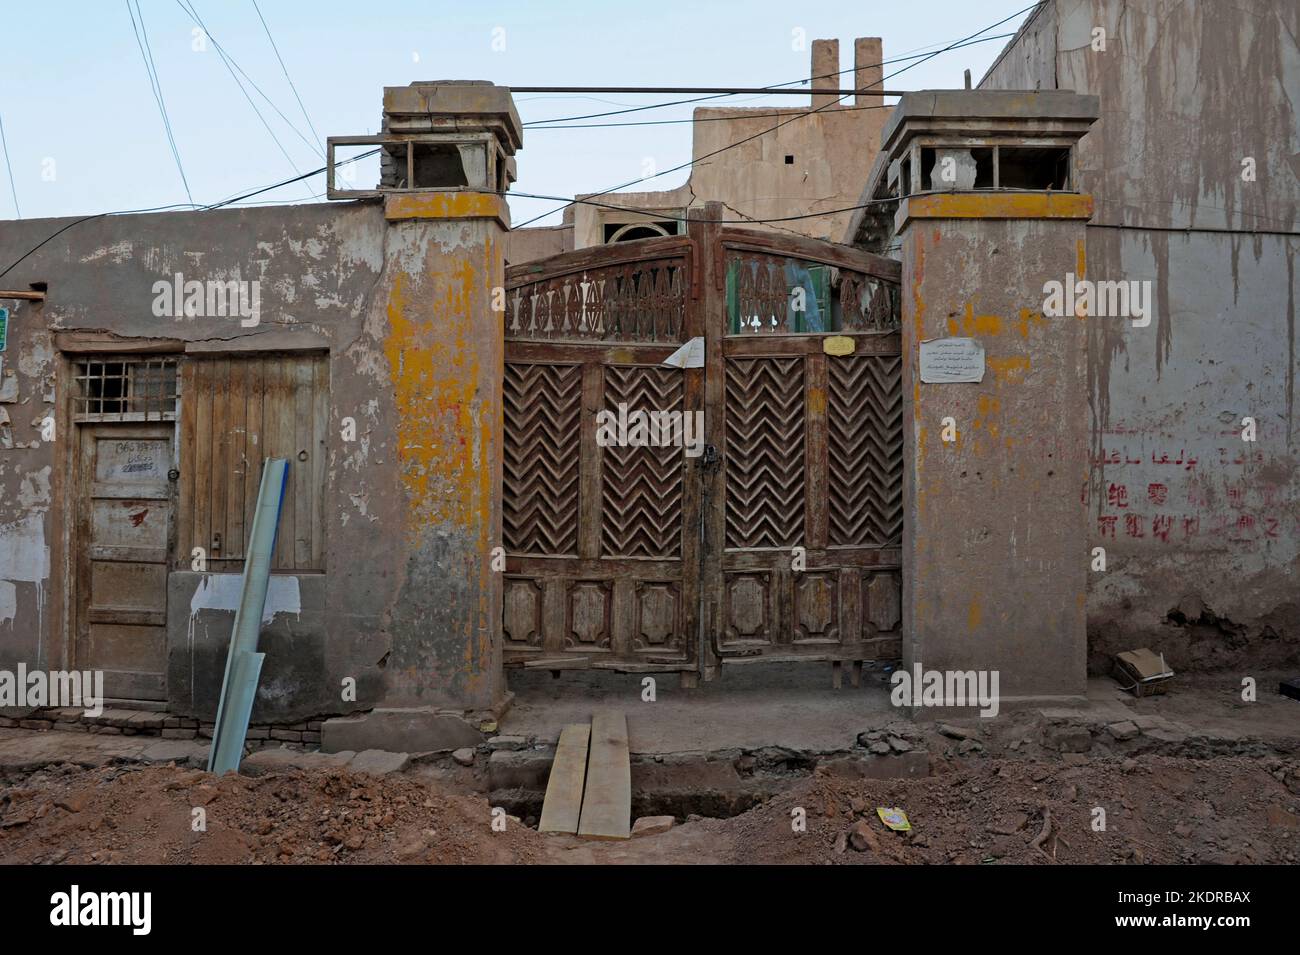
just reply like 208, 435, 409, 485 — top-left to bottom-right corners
503, 228, 900, 343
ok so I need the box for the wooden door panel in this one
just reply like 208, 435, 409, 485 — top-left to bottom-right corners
723, 356, 805, 549
90, 499, 169, 549
826, 353, 903, 547
177, 354, 328, 572
88, 623, 166, 670
503, 243, 698, 671
88, 561, 166, 611
76, 426, 173, 701
707, 233, 903, 665
502, 361, 582, 557
599, 364, 685, 560
92, 436, 170, 483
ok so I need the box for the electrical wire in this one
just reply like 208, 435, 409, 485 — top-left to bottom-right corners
527, 100, 896, 130
507, 188, 898, 224
0, 106, 19, 219
250, 0, 323, 152
127, 0, 193, 204
522, 32, 1017, 128
0, 4, 1043, 272
176, 0, 307, 190
514, 3, 1043, 228
176, 0, 324, 167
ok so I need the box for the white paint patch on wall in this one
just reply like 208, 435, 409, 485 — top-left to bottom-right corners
189, 573, 302, 624
80, 240, 135, 264
0, 515, 47, 649
0, 580, 16, 627
17, 337, 53, 378
18, 466, 52, 509
0, 514, 51, 582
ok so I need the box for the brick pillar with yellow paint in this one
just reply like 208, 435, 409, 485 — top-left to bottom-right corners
886, 91, 1100, 707
322, 83, 520, 752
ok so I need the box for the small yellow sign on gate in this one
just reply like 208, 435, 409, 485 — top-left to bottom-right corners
823, 335, 855, 356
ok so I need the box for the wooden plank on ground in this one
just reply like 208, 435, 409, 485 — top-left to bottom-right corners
577, 711, 631, 840
538, 723, 591, 834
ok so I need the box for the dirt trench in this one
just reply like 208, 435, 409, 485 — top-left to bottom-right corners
2, 750, 1298, 865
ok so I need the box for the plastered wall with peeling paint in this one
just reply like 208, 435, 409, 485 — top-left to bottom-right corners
0, 197, 502, 720
378, 210, 503, 711
0, 297, 57, 683
981, 0, 1300, 671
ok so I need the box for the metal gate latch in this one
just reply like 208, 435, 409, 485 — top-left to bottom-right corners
696, 443, 720, 473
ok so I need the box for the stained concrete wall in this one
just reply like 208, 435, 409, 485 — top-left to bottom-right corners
0, 192, 505, 720
169, 572, 330, 722
899, 196, 1091, 701
981, 0, 1300, 670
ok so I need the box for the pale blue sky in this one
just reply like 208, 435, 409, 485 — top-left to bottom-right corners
0, 1, 1037, 226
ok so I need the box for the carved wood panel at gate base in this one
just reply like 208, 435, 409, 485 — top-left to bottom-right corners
502, 224, 903, 674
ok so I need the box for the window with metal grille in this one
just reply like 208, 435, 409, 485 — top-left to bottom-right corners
71, 358, 179, 421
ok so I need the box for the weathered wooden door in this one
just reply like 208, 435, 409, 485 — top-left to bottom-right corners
502, 218, 902, 679
74, 424, 175, 700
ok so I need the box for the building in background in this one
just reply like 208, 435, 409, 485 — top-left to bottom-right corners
506, 37, 888, 263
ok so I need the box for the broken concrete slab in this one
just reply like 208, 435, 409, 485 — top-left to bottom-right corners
240, 748, 354, 776
1039, 699, 1133, 724
1129, 714, 1176, 732
321, 708, 482, 754
126, 711, 168, 730
1047, 726, 1092, 753
0, 728, 141, 770
1107, 721, 1140, 741
139, 739, 210, 766
348, 749, 411, 775
632, 815, 675, 837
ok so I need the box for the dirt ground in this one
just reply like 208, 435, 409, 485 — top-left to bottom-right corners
3, 752, 1297, 865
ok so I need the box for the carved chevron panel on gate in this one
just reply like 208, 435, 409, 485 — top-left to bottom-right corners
600, 365, 684, 558
504, 362, 582, 555
725, 357, 805, 548
827, 355, 903, 546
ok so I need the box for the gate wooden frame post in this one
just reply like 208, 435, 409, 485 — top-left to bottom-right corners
689, 201, 726, 683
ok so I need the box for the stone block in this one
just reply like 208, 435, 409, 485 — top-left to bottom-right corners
321, 708, 482, 754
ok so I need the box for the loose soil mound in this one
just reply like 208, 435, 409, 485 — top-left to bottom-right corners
2, 754, 1297, 865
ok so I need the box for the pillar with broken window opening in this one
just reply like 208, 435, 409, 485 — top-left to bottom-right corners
881, 90, 1101, 705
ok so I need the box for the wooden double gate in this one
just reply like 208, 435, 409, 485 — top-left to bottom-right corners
501, 217, 903, 680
